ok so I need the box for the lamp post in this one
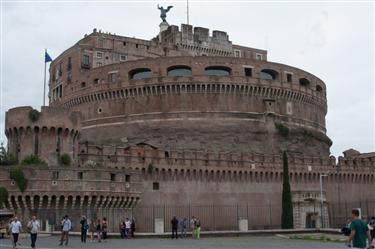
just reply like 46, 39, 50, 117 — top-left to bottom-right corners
320, 174, 328, 228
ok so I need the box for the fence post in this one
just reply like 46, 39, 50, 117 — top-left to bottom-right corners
269, 201, 272, 228
212, 204, 215, 231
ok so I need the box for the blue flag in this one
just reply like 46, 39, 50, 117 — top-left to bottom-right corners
45, 51, 52, 63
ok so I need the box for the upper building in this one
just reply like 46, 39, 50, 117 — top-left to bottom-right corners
6, 23, 330, 166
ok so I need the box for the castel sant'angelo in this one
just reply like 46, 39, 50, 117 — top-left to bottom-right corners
1, 7, 375, 233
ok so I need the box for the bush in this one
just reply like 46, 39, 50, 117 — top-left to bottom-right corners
10, 167, 28, 192
275, 122, 289, 137
0, 143, 17, 165
21, 154, 47, 166
28, 109, 41, 122
0, 187, 8, 205
59, 153, 71, 166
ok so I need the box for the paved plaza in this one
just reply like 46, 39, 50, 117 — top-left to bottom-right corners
0, 234, 348, 249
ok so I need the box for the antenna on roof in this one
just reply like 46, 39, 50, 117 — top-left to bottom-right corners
187, 0, 190, 25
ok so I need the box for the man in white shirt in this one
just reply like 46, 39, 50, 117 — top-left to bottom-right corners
125, 218, 131, 238
27, 216, 40, 249
59, 215, 72, 246
9, 216, 22, 249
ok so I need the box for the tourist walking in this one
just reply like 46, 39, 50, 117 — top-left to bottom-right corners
101, 218, 108, 242
346, 209, 371, 248
131, 218, 136, 238
171, 216, 179, 239
95, 219, 102, 242
80, 216, 89, 243
59, 215, 71, 246
27, 215, 40, 249
180, 217, 187, 238
119, 220, 125, 239
195, 217, 201, 239
9, 216, 22, 249
125, 218, 131, 238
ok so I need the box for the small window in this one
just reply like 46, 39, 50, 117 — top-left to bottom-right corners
260, 69, 278, 80
81, 82, 86, 88
52, 171, 59, 180
77, 172, 83, 180
96, 52, 103, 58
205, 66, 231, 76
123, 41, 126, 46
67, 57, 72, 71
125, 174, 130, 182
153, 182, 159, 190
287, 73, 292, 83
120, 55, 127, 61
93, 78, 99, 84
299, 78, 310, 87
82, 55, 90, 65
109, 73, 117, 83
244, 67, 252, 77
256, 53, 263, 60
165, 151, 169, 158
234, 49, 241, 58
167, 66, 192, 77
135, 44, 139, 48
316, 85, 323, 92
110, 173, 116, 181
129, 68, 152, 80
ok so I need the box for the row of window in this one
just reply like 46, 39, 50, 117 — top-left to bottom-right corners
96, 66, 322, 92
51, 171, 130, 182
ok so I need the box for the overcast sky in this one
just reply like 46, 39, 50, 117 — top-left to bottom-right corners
1, 1, 374, 157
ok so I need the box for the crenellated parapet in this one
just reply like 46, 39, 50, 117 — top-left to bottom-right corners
5, 106, 81, 165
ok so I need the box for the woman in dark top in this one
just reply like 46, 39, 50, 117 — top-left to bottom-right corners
101, 218, 108, 241
96, 219, 101, 242
131, 219, 135, 237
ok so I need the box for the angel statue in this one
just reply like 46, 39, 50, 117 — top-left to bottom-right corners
157, 4, 173, 22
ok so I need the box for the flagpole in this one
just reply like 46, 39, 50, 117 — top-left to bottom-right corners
43, 49, 47, 106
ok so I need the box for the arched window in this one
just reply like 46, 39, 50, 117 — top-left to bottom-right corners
129, 68, 151, 80
260, 69, 278, 80
205, 66, 231, 76
167, 65, 192, 77
299, 78, 310, 87
316, 85, 323, 92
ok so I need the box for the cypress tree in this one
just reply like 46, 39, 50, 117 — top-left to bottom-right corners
281, 151, 294, 229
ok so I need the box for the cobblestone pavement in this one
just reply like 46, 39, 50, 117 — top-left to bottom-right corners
0, 234, 347, 249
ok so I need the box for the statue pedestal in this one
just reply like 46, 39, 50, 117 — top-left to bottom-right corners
159, 21, 169, 42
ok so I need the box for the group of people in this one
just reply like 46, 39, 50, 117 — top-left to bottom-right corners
171, 216, 201, 239
8, 216, 40, 249
342, 209, 375, 249
118, 218, 136, 238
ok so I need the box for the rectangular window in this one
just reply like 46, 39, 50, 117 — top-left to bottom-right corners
96, 62, 102, 67
96, 52, 103, 58
125, 174, 130, 182
244, 67, 252, 77
153, 182, 159, 190
120, 55, 127, 61
59, 85, 62, 98
93, 78, 99, 84
256, 53, 263, 60
77, 172, 83, 179
82, 55, 90, 65
67, 57, 72, 71
52, 171, 59, 180
287, 73, 292, 83
110, 173, 116, 181
234, 49, 241, 58
109, 72, 117, 83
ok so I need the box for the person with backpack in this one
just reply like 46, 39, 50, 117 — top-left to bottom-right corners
80, 216, 89, 243
27, 215, 40, 249
346, 209, 371, 249
171, 216, 179, 239
59, 215, 71, 246
368, 216, 375, 249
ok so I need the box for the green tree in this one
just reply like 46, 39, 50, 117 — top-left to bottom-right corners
281, 151, 294, 229
0, 187, 8, 206
59, 153, 71, 166
0, 143, 17, 165
21, 154, 47, 166
10, 167, 28, 192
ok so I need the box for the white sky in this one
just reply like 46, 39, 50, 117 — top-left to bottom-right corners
1, 1, 374, 157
